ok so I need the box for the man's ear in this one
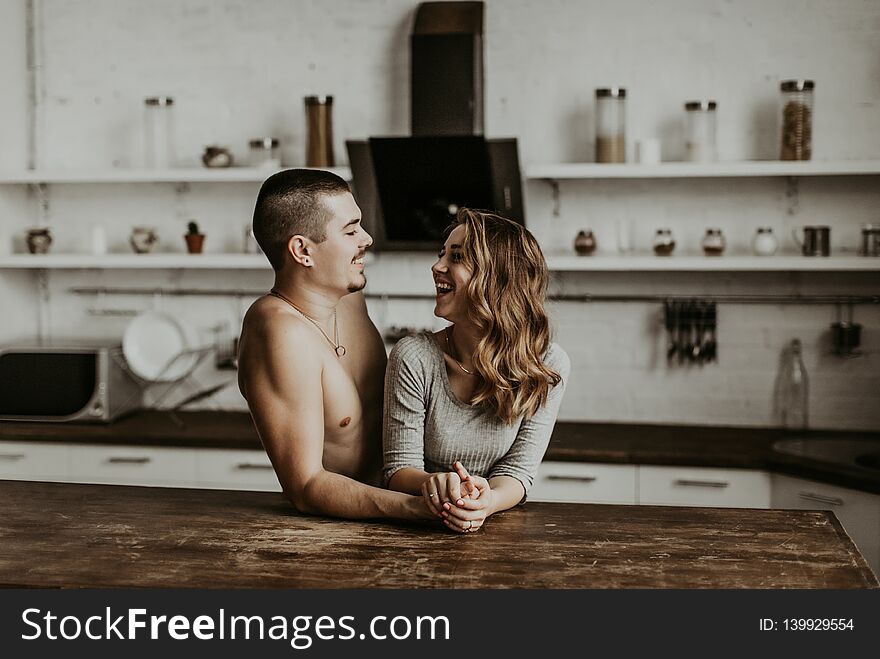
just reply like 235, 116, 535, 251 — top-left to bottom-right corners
287, 235, 313, 267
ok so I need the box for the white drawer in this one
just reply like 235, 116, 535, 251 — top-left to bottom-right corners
529, 461, 637, 504
639, 465, 771, 509
771, 473, 880, 576
69, 444, 198, 487
195, 448, 281, 491
0, 441, 70, 481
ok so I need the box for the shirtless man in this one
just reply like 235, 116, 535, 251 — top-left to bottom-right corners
237, 168, 432, 520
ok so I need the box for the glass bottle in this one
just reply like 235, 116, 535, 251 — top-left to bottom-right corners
779, 80, 814, 161
684, 101, 717, 162
778, 339, 809, 430
595, 87, 626, 163
144, 97, 175, 168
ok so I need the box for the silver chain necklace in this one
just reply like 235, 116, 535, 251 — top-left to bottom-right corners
269, 289, 346, 357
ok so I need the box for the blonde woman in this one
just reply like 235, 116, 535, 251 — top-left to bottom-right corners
383, 209, 570, 533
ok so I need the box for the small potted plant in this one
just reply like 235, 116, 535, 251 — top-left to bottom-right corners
184, 221, 205, 254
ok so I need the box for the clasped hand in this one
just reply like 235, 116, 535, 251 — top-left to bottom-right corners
421, 461, 493, 533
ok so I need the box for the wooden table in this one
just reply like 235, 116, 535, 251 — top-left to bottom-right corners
2, 480, 876, 589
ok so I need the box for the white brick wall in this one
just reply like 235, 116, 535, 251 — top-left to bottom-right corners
0, 0, 878, 429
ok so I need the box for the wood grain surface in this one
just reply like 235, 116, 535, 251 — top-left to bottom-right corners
1, 480, 876, 589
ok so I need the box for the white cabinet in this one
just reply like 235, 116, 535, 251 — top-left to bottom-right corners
69, 444, 198, 488
771, 473, 880, 576
529, 461, 637, 504
0, 440, 282, 492
0, 441, 70, 482
638, 466, 771, 509
195, 448, 281, 492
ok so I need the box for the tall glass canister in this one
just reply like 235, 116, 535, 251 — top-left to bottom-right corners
144, 97, 175, 168
305, 96, 334, 168
779, 80, 814, 161
595, 87, 626, 163
684, 100, 717, 162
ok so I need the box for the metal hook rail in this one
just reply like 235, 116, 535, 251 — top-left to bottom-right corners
67, 286, 880, 305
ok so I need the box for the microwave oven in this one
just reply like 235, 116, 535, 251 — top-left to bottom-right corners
0, 346, 141, 423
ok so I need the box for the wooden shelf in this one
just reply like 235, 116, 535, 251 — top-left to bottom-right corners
545, 255, 880, 272
525, 160, 880, 180
0, 254, 271, 269
0, 166, 352, 184
1, 253, 876, 272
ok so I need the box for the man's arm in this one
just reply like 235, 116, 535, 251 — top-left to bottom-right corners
243, 314, 431, 520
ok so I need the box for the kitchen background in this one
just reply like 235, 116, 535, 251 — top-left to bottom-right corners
0, 0, 878, 429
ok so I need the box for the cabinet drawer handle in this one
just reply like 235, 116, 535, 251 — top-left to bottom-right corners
0, 453, 26, 461
673, 479, 729, 489
106, 457, 152, 465
797, 492, 844, 507
546, 475, 597, 483
235, 463, 274, 471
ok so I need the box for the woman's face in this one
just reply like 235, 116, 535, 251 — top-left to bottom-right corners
431, 224, 473, 323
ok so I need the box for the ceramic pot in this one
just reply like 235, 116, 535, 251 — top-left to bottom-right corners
184, 233, 205, 254
26, 228, 52, 254
574, 230, 597, 256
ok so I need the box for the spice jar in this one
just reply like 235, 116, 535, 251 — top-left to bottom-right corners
573, 230, 597, 256
860, 224, 880, 257
753, 227, 778, 256
305, 96, 334, 167
595, 88, 626, 163
25, 228, 52, 254
684, 101, 717, 162
144, 97, 175, 168
780, 80, 814, 161
249, 138, 280, 169
701, 228, 725, 256
653, 228, 676, 256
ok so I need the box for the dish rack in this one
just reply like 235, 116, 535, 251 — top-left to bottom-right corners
110, 345, 218, 425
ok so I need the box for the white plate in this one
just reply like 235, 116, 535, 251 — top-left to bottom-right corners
122, 311, 200, 382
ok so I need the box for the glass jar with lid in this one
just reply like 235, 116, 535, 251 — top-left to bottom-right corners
249, 138, 281, 168
701, 228, 725, 256
780, 80, 814, 161
753, 227, 778, 256
595, 87, 626, 163
144, 97, 175, 168
653, 228, 676, 256
684, 101, 717, 162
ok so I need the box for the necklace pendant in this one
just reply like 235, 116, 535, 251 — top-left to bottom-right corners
335, 345, 347, 357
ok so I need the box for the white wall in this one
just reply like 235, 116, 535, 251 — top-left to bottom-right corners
1, 0, 879, 429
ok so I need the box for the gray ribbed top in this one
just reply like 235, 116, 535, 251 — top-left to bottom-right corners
382, 332, 570, 494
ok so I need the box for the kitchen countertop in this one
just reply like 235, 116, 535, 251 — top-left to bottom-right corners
2, 411, 878, 493
1, 480, 876, 589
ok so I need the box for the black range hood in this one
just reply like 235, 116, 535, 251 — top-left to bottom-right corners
347, 1, 524, 251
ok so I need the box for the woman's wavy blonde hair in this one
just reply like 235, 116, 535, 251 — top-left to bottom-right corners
452, 208, 561, 424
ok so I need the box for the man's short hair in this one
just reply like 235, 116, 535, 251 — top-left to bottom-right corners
252, 169, 351, 271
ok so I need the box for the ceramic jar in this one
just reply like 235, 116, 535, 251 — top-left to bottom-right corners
130, 226, 158, 254
653, 228, 676, 256
26, 228, 52, 254
202, 146, 233, 168
701, 228, 726, 256
753, 227, 778, 256
574, 230, 597, 256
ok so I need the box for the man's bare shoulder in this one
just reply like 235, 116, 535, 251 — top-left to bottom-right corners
240, 297, 327, 361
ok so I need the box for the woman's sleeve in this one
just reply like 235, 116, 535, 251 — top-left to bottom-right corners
382, 337, 429, 486
488, 346, 571, 497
